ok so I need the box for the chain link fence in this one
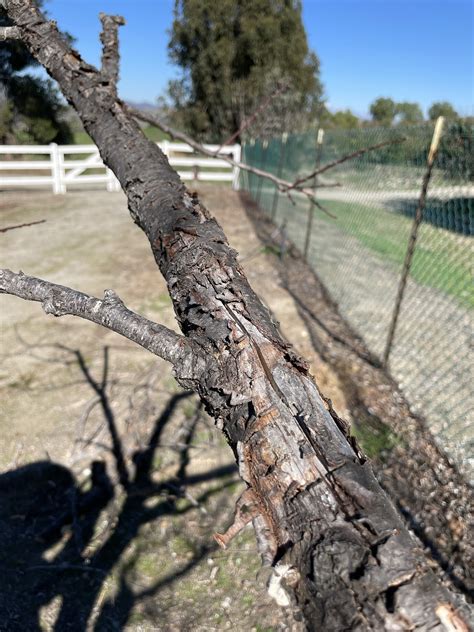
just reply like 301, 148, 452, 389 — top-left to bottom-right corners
241, 122, 473, 477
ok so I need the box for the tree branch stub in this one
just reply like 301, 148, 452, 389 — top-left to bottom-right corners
0, 24, 21, 39
99, 13, 125, 91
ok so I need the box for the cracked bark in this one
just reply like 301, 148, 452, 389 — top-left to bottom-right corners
3, 1, 472, 629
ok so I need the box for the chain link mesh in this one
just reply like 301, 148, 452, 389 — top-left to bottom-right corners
241, 122, 473, 476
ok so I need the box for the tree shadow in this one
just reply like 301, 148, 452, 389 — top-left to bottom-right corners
0, 345, 238, 630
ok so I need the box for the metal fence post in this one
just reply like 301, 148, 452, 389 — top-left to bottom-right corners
256, 139, 268, 206
248, 139, 255, 195
271, 132, 288, 221
382, 117, 445, 366
303, 128, 324, 260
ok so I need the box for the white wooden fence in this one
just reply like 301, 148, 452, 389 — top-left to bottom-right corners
0, 141, 241, 193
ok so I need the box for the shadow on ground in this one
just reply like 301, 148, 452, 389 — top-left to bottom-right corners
0, 347, 238, 630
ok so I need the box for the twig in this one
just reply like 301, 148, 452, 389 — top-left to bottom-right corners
312, 199, 337, 219
0, 219, 46, 233
99, 13, 125, 92
0, 269, 199, 368
215, 81, 288, 152
287, 136, 406, 190
127, 105, 338, 210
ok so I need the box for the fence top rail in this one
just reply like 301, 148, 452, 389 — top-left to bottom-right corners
0, 145, 53, 154
163, 142, 238, 155
0, 142, 240, 155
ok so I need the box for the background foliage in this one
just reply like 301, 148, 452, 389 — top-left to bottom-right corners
167, 0, 323, 142
0, 1, 72, 144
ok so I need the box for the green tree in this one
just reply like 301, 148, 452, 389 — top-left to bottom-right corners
0, 100, 14, 143
369, 97, 397, 126
428, 101, 458, 120
395, 101, 423, 125
0, 2, 72, 143
168, 0, 323, 141
438, 120, 473, 181
329, 109, 360, 129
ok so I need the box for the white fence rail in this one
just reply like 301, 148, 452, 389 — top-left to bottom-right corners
0, 142, 241, 193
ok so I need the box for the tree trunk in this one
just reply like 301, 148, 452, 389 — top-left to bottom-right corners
4, 2, 471, 629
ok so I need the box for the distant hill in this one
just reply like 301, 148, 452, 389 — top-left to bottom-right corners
125, 101, 160, 113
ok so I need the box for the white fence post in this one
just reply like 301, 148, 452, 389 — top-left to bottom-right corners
50, 142, 65, 194
106, 167, 117, 192
232, 143, 241, 190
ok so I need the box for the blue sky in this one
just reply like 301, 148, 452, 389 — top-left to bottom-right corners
43, 0, 473, 118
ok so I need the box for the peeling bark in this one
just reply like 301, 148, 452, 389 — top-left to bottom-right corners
3, 2, 472, 629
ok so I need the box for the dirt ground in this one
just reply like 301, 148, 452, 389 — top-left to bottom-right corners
1, 185, 471, 631
0, 185, 347, 631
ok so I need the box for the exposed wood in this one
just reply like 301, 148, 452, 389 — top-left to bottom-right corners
4, 2, 472, 629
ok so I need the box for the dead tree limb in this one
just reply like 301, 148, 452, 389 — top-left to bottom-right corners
0, 269, 201, 373
4, 2, 471, 629
128, 105, 341, 204
99, 13, 125, 92
0, 24, 20, 39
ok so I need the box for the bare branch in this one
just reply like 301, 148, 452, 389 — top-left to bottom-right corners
215, 81, 289, 152
0, 25, 21, 40
127, 105, 338, 209
0, 269, 199, 369
0, 219, 46, 233
287, 136, 406, 190
312, 199, 337, 219
99, 13, 125, 91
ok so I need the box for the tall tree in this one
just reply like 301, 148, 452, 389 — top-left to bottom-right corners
369, 97, 397, 127
428, 101, 459, 120
395, 101, 424, 125
0, 0, 72, 143
167, 0, 323, 141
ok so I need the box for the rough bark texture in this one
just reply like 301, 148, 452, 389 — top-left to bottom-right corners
4, 2, 472, 629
